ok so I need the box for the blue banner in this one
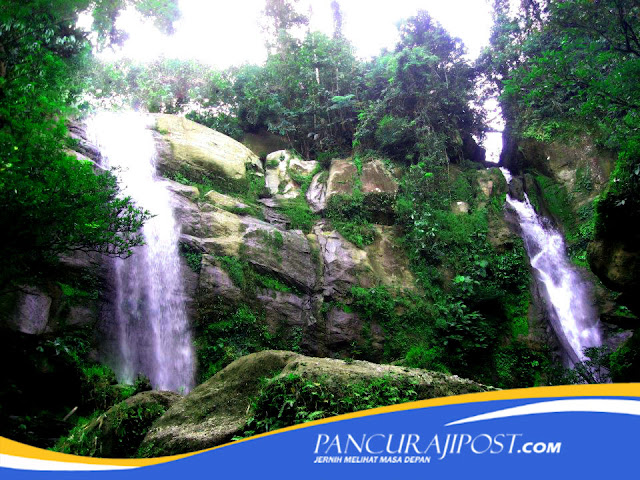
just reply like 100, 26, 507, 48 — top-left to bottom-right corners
2, 384, 639, 479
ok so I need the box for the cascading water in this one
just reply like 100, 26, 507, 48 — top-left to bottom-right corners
501, 168, 602, 364
87, 111, 195, 393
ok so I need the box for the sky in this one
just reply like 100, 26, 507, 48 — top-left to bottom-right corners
89, 0, 504, 160
96, 0, 496, 67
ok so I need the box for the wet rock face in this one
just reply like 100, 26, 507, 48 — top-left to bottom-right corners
140, 350, 493, 456
588, 240, 640, 309
67, 120, 102, 165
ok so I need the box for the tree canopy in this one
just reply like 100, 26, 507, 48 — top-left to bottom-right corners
480, 0, 640, 241
0, 0, 179, 288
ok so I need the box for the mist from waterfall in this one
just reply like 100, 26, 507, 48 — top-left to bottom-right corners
500, 168, 602, 364
87, 111, 195, 393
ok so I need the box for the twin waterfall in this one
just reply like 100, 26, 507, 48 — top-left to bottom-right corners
84, 109, 599, 391
500, 168, 602, 364
87, 112, 195, 393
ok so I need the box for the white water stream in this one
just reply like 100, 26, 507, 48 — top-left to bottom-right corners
501, 168, 602, 363
87, 112, 195, 393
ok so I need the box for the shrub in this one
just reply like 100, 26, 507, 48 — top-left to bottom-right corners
241, 373, 419, 436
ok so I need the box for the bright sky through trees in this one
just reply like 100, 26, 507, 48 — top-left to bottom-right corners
92, 0, 496, 67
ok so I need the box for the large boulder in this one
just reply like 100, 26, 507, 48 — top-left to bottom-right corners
140, 350, 493, 456
326, 158, 358, 197
152, 114, 263, 185
326, 158, 398, 224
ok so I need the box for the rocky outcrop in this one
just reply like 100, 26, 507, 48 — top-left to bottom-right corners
306, 171, 328, 213
265, 150, 318, 199
140, 350, 493, 456
326, 158, 398, 224
0, 252, 108, 336
588, 240, 640, 304
165, 172, 416, 358
326, 158, 358, 197
152, 114, 263, 184
67, 121, 102, 165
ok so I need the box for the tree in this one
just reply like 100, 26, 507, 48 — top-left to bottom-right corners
355, 11, 483, 164
484, 0, 640, 240
262, 0, 308, 56
0, 0, 178, 288
331, 0, 344, 39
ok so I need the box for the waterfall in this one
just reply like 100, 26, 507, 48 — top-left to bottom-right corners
87, 111, 195, 393
501, 168, 602, 364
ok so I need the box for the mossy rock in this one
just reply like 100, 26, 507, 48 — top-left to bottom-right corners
56, 391, 180, 458
152, 114, 263, 190
140, 350, 493, 457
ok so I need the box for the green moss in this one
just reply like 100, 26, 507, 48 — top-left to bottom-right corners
195, 303, 272, 382
179, 243, 203, 273
533, 174, 597, 265
505, 291, 530, 338
609, 329, 640, 382
326, 191, 376, 248
287, 163, 322, 195
276, 196, 318, 233
164, 164, 265, 205
217, 255, 247, 288
535, 174, 576, 235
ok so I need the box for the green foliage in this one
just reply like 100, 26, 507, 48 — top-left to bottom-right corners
609, 330, 640, 382
53, 401, 168, 458
164, 163, 266, 214
216, 254, 300, 295
195, 303, 272, 382
562, 346, 613, 384
355, 11, 483, 164
404, 345, 449, 373
185, 110, 243, 140
0, 1, 184, 289
377, 163, 541, 385
326, 188, 377, 248
43, 327, 149, 413
217, 255, 247, 288
493, 341, 550, 389
179, 243, 202, 273
533, 174, 597, 265
287, 163, 322, 195
242, 373, 419, 435
483, 0, 640, 243
276, 196, 318, 233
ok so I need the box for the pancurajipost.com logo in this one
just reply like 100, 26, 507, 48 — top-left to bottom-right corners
313, 433, 562, 464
